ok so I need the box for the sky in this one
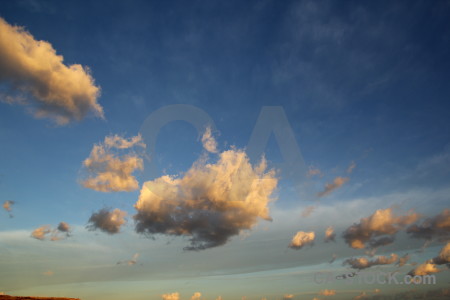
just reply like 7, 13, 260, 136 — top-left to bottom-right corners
1, 0, 450, 299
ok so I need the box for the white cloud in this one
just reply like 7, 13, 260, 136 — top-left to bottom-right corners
81, 134, 145, 192
0, 17, 103, 125
288, 231, 315, 250
201, 126, 218, 153
162, 293, 180, 300
324, 226, 335, 242
134, 148, 278, 250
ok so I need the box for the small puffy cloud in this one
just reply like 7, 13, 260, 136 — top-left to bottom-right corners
2, 200, 14, 217
289, 231, 315, 250
57, 221, 71, 233
319, 289, 336, 296
134, 148, 278, 250
42, 270, 54, 276
283, 294, 294, 299
344, 253, 398, 270
324, 226, 336, 242
87, 208, 127, 234
0, 17, 103, 125
317, 176, 349, 197
31, 222, 72, 241
81, 134, 145, 192
408, 261, 440, 276
342, 208, 420, 249
407, 209, 450, 241
31, 225, 51, 240
162, 293, 180, 300
190, 292, 202, 300
2, 200, 14, 212
201, 126, 218, 153
301, 205, 315, 218
117, 253, 139, 266
353, 292, 367, 300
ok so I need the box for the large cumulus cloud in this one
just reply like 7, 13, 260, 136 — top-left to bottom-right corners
81, 134, 145, 192
0, 17, 103, 125
133, 147, 278, 250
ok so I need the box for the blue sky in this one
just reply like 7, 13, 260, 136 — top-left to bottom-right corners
1, 1, 450, 299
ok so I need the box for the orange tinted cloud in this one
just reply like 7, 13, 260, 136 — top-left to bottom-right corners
0, 18, 102, 124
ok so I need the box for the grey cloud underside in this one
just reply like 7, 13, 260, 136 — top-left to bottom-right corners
134, 209, 241, 250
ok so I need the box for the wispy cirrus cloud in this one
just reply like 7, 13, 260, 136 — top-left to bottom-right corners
0, 17, 103, 125
317, 176, 349, 198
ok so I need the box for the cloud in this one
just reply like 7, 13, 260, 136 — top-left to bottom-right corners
162, 293, 180, 300
396, 253, 411, 267
410, 241, 450, 275
2, 200, 14, 212
0, 17, 103, 125
308, 166, 322, 177
342, 208, 420, 249
134, 148, 278, 250
301, 205, 315, 218
190, 292, 202, 300
42, 270, 54, 276
324, 226, 336, 242
117, 253, 139, 266
288, 231, 315, 250
344, 253, 398, 270
347, 161, 356, 174
432, 241, 450, 265
406, 209, 450, 241
353, 292, 367, 300
31, 225, 51, 240
319, 289, 336, 296
87, 208, 127, 234
317, 176, 349, 197
283, 294, 294, 299
2, 200, 14, 217
408, 261, 440, 276
31, 222, 72, 241
201, 126, 218, 153
57, 222, 71, 233
81, 134, 145, 192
